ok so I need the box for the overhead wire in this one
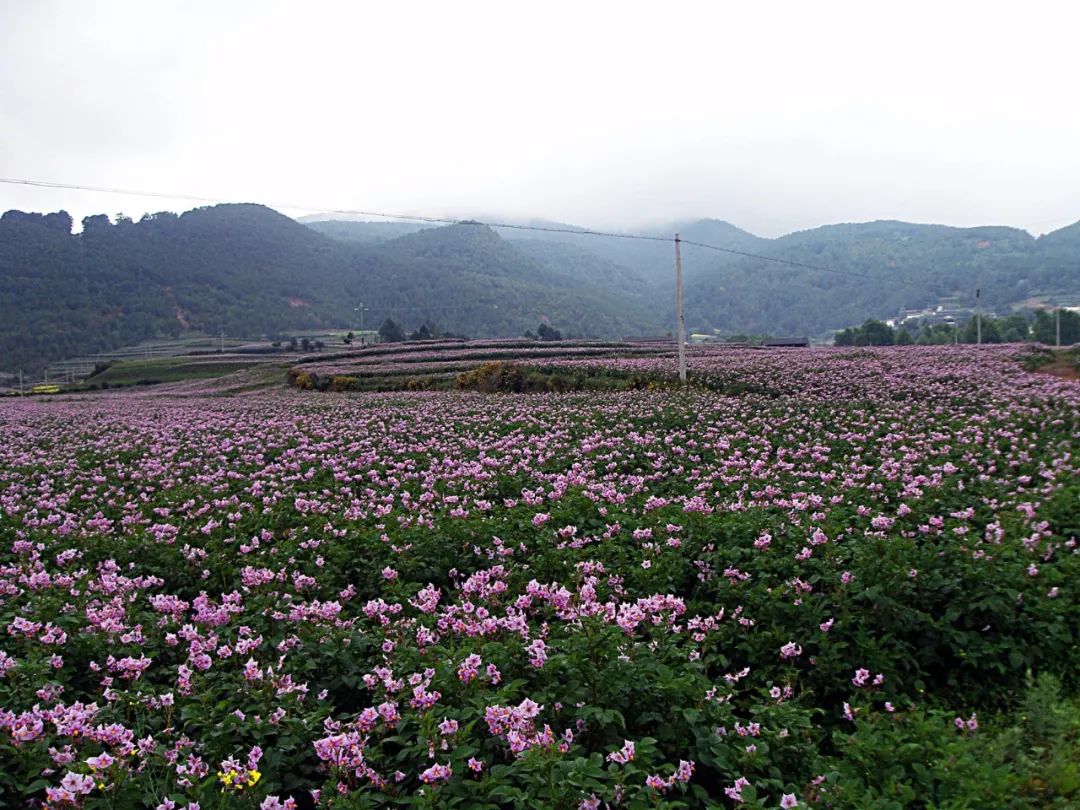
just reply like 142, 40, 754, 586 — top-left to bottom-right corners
0, 175, 923, 286
0, 176, 670, 241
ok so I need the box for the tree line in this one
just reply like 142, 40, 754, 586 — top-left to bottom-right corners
374, 319, 564, 344
834, 310, 1080, 346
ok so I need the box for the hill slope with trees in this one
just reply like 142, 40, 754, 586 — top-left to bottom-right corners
680, 220, 1077, 337
3, 205, 1080, 372
307, 215, 1080, 338
0, 205, 660, 372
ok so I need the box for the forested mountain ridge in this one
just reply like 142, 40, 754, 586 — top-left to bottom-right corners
304, 216, 769, 286
303, 219, 432, 244
0, 205, 359, 372
308, 214, 1080, 338
0, 205, 659, 372
330, 221, 660, 342
681, 219, 1076, 337
2, 204, 1079, 373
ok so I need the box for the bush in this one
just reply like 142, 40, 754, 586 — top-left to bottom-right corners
456, 361, 525, 392
287, 368, 316, 390
329, 376, 359, 393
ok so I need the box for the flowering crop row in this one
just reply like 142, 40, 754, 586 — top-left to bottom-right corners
294, 340, 668, 379
0, 346, 1077, 808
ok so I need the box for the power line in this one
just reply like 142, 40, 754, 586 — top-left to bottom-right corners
0, 175, 920, 285
0, 176, 670, 242
0, 177, 233, 209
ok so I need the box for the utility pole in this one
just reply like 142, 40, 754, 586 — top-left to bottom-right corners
674, 233, 686, 385
220, 330, 225, 354
975, 288, 982, 345
1056, 308, 1061, 348
18, 370, 23, 396
355, 303, 369, 346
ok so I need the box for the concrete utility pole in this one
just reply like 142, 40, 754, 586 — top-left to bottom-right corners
355, 303, 369, 346
18, 370, 23, 396
975, 288, 982, 345
1056, 308, 1061, 348
674, 233, 687, 385
220, 330, 226, 353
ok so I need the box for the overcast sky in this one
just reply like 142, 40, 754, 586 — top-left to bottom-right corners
2, 0, 1079, 237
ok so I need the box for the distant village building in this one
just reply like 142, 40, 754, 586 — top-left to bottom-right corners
886, 303, 974, 329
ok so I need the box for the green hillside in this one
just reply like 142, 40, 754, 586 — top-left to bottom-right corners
0, 205, 360, 372
0, 206, 660, 373
343, 222, 661, 341
3, 205, 1079, 373
680, 220, 1078, 336
303, 219, 433, 244
306, 215, 1080, 337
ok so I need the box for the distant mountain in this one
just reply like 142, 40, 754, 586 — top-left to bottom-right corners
1040, 220, 1080, 247
511, 239, 648, 297
306, 214, 1080, 338
304, 219, 434, 244
0, 205, 360, 373
497, 218, 768, 287
301, 216, 767, 288
680, 220, 1078, 336
3, 205, 1079, 373
0, 205, 661, 372
345, 223, 661, 341
1037, 221, 1080, 277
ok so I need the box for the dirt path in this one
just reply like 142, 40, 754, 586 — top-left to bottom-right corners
1035, 359, 1080, 381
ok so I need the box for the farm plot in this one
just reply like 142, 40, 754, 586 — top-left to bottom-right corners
1, 347, 1078, 808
